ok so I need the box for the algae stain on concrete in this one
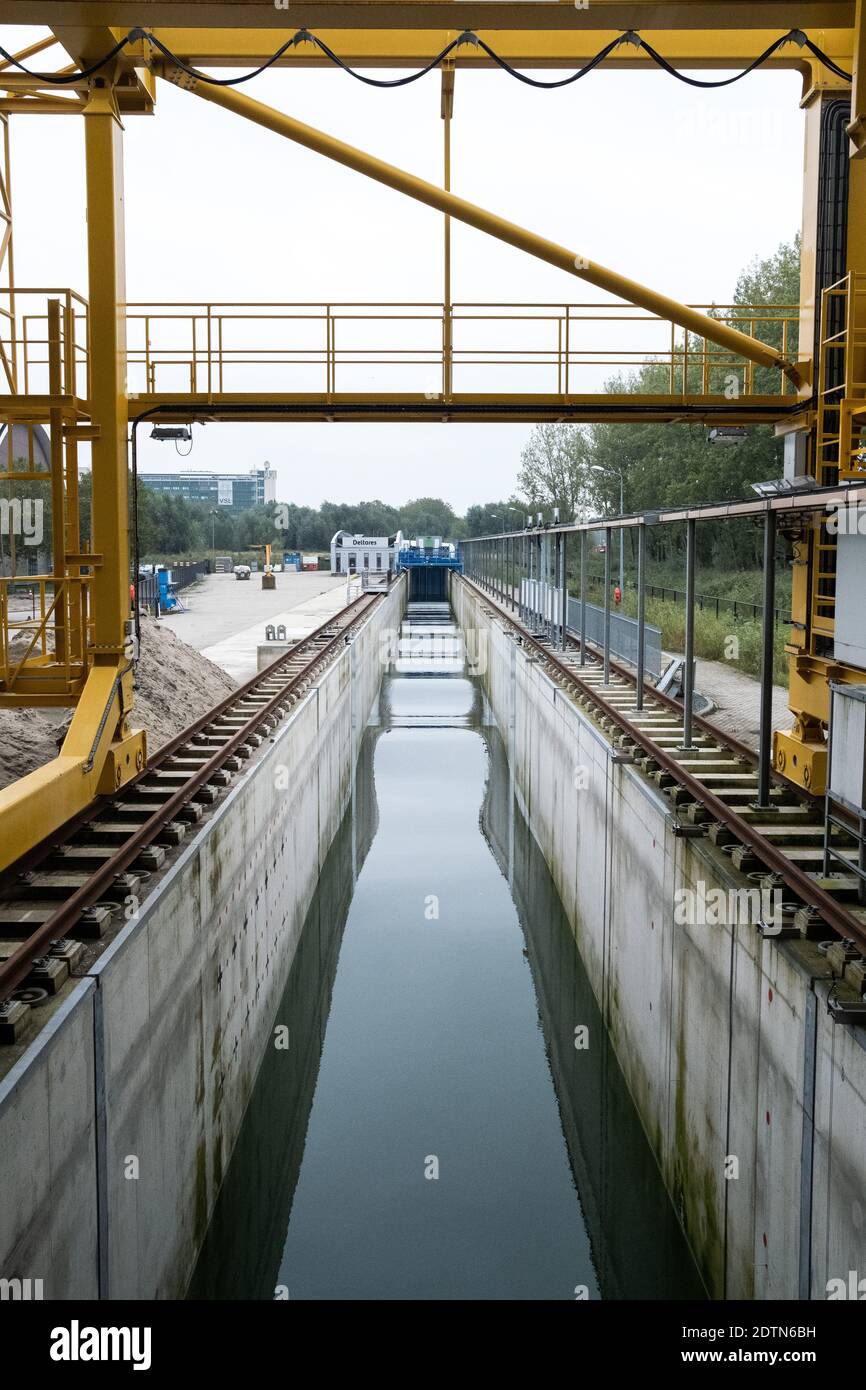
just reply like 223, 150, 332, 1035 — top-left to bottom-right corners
673, 977, 723, 1299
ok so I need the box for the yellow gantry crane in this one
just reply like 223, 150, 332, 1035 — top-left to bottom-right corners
0, 1, 864, 868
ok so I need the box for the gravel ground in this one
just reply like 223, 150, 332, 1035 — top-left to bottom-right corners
0, 614, 236, 791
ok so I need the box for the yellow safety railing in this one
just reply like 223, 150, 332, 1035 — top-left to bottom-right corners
122, 300, 800, 401
0, 574, 92, 696
0, 288, 90, 400
0, 293, 800, 402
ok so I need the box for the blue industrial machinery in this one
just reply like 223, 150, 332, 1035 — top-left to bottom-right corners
395, 542, 463, 600
157, 568, 185, 614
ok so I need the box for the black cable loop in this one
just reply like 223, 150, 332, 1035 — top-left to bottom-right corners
0, 26, 852, 90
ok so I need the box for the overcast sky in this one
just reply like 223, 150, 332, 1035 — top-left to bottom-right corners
6, 24, 805, 512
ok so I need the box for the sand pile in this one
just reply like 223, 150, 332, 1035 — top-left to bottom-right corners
0, 614, 237, 791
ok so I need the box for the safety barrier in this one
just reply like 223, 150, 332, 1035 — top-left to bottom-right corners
520, 578, 663, 677
137, 559, 210, 610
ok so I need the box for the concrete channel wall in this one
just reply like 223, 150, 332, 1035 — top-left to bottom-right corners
0, 581, 404, 1300
453, 574, 866, 1301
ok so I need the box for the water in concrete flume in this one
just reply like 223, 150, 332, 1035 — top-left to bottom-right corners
189, 602, 703, 1300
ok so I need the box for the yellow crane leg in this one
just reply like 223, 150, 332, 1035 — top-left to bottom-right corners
0, 82, 145, 870
0, 662, 144, 874
162, 69, 802, 388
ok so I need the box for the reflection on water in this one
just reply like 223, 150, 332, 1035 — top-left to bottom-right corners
190, 603, 703, 1301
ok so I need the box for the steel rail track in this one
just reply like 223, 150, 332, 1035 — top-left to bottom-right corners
461, 574, 866, 956
0, 590, 384, 1017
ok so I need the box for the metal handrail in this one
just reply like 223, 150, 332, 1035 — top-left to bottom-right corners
0, 287, 89, 399
0, 574, 91, 692
123, 299, 799, 401
0, 290, 801, 403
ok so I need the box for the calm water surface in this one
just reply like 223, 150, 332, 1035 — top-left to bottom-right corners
190, 602, 704, 1301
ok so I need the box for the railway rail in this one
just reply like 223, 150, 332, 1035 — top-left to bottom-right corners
461, 574, 866, 1016
0, 589, 385, 1043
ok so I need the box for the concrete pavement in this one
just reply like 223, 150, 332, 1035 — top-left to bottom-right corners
159, 571, 349, 683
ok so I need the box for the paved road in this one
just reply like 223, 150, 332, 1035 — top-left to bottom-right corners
694, 657, 792, 751
158, 571, 348, 682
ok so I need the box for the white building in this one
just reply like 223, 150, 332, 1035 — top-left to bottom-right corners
330, 530, 401, 577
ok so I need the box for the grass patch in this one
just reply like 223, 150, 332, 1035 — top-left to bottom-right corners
576, 568, 790, 685
641, 599, 788, 685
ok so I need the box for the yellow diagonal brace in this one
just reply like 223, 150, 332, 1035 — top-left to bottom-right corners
0, 664, 122, 873
165, 70, 802, 385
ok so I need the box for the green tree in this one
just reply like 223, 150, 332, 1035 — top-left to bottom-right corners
464, 500, 527, 536
560, 234, 800, 568
399, 497, 464, 540
516, 423, 594, 521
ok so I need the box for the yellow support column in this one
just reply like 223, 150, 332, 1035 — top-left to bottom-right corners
0, 79, 145, 871
73, 78, 145, 795
82, 80, 128, 665
775, 29, 866, 795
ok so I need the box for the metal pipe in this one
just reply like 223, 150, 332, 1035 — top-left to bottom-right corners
822, 689, 833, 878
528, 534, 534, 622
635, 520, 646, 711
517, 536, 522, 620
503, 535, 507, 605
545, 532, 552, 640
559, 533, 567, 650
603, 525, 612, 685
171, 74, 800, 383
553, 532, 558, 644
579, 530, 587, 667
682, 517, 696, 750
756, 506, 777, 807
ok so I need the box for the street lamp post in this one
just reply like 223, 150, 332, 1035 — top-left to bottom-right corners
591, 465, 624, 595
210, 508, 219, 570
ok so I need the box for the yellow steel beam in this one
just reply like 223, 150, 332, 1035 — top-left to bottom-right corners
0, 97, 87, 114
166, 71, 802, 383
130, 391, 799, 423
0, 753, 98, 874
122, 24, 857, 70
17, 2, 853, 31
46, 23, 155, 109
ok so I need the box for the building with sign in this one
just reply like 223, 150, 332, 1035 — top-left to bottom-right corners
138, 466, 278, 512
330, 530, 401, 577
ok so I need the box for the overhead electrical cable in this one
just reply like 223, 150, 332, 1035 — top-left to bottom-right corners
0, 26, 852, 90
